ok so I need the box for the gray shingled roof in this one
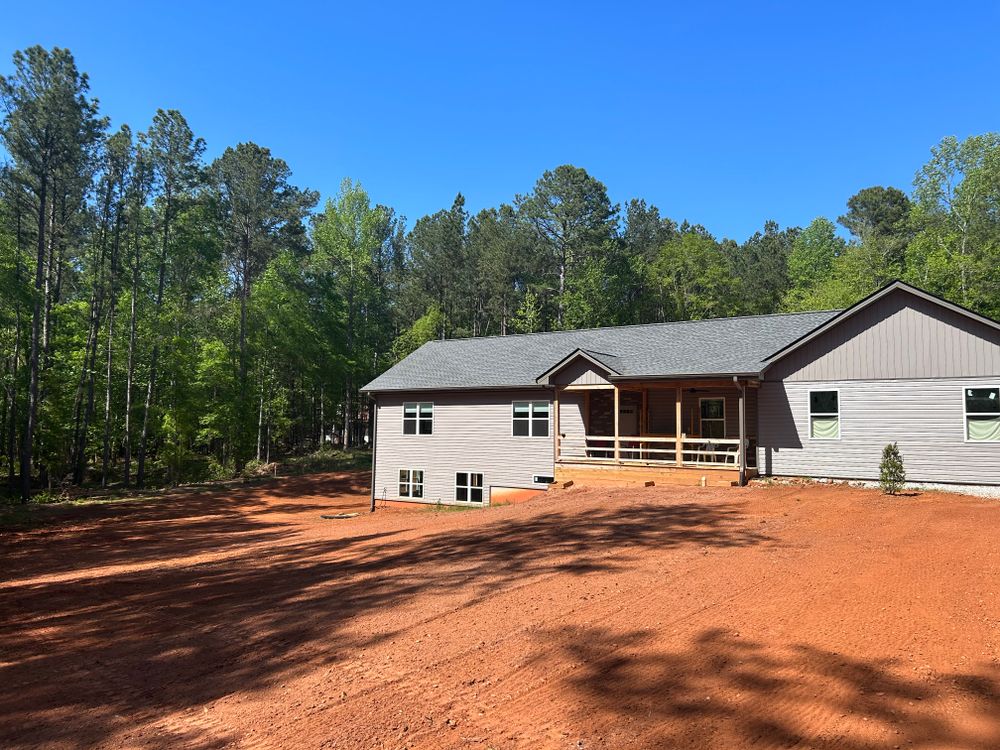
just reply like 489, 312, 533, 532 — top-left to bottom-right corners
361, 309, 841, 393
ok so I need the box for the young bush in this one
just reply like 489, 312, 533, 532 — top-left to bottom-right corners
879, 442, 906, 495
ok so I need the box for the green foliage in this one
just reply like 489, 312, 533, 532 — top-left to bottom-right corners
392, 304, 444, 362
910, 133, 1000, 318
649, 231, 735, 320
509, 289, 542, 334
783, 218, 845, 310
879, 442, 906, 495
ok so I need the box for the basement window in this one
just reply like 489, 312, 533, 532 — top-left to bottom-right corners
809, 390, 840, 440
513, 401, 550, 437
398, 469, 424, 498
455, 472, 484, 503
403, 402, 433, 435
965, 387, 1000, 441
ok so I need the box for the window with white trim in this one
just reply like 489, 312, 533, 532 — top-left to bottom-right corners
964, 386, 1000, 441
398, 469, 424, 498
455, 472, 484, 503
809, 390, 840, 439
699, 398, 726, 439
513, 401, 550, 437
403, 402, 433, 435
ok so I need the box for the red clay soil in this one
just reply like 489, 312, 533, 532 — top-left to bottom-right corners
2, 473, 999, 750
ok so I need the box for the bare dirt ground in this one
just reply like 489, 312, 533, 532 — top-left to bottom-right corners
2, 473, 999, 750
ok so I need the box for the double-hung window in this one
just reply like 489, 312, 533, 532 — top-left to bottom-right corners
513, 401, 550, 437
699, 398, 726, 439
398, 469, 424, 498
403, 402, 433, 435
809, 390, 840, 439
964, 386, 1000, 442
455, 472, 484, 503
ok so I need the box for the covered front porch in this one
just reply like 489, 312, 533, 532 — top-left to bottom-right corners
552, 379, 759, 487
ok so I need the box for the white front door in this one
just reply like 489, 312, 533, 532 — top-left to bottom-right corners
619, 405, 639, 436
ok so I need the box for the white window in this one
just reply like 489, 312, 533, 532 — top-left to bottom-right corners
809, 390, 840, 440
964, 386, 1000, 442
699, 398, 726, 439
403, 402, 433, 435
513, 401, 550, 437
398, 469, 424, 498
455, 471, 484, 503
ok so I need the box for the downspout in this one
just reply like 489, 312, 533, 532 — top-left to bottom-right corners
734, 376, 747, 487
369, 394, 378, 513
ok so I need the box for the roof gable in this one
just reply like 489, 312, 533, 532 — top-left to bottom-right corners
763, 281, 1000, 369
536, 349, 622, 385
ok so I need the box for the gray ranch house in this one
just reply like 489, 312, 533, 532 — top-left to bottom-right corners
361, 281, 1000, 505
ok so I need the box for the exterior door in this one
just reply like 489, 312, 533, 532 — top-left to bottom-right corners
619, 404, 639, 436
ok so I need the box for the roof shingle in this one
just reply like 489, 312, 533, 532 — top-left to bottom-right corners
361, 309, 840, 393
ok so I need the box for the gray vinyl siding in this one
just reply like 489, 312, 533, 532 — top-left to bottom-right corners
758, 378, 1000, 484
760, 288, 1000, 485
558, 391, 587, 441
374, 390, 555, 504
767, 289, 1000, 382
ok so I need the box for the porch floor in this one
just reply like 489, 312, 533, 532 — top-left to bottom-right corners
555, 462, 756, 489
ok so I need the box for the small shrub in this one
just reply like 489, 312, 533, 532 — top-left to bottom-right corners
879, 442, 906, 495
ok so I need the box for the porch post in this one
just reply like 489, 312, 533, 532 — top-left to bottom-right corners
737, 378, 747, 486
613, 384, 621, 463
675, 387, 683, 467
641, 387, 648, 461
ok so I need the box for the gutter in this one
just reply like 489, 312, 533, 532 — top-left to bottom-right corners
369, 394, 377, 513
360, 384, 551, 395
610, 372, 762, 382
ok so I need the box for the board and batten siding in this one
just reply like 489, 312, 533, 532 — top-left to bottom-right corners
759, 288, 1000, 484
550, 358, 613, 386
766, 289, 1000, 382
373, 390, 555, 504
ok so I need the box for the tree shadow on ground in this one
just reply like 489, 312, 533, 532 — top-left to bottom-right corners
0, 472, 371, 580
547, 626, 1000, 749
0, 493, 765, 748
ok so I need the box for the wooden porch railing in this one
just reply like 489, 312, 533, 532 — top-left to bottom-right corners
557, 434, 748, 469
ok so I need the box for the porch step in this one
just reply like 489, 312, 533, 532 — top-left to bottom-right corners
554, 464, 741, 489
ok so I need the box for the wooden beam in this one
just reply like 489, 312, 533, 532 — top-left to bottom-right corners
675, 387, 683, 467
738, 380, 747, 486
613, 384, 621, 463
562, 384, 615, 391
641, 387, 648, 460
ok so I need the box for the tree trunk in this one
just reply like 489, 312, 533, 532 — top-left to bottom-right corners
101, 215, 123, 487
123, 234, 140, 487
8, 195, 23, 491
20, 179, 47, 502
256, 377, 264, 462
137, 247, 166, 488
137, 195, 170, 488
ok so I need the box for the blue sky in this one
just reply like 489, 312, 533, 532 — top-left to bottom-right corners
3, 1, 998, 241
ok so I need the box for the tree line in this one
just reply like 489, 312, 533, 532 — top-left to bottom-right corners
1, 46, 998, 499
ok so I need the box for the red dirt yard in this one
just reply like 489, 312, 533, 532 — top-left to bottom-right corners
2, 472, 999, 749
